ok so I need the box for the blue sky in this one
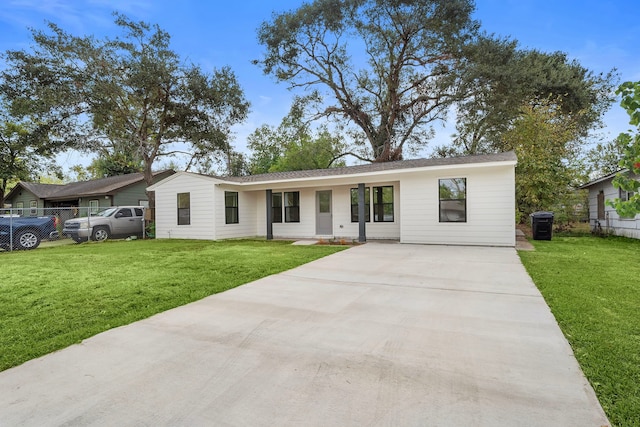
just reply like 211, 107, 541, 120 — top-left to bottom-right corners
1, 0, 638, 171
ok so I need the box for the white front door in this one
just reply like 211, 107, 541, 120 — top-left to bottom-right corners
316, 190, 332, 235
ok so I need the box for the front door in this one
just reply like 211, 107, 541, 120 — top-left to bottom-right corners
316, 190, 333, 235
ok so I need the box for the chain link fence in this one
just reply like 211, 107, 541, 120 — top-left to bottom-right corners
1, 206, 148, 252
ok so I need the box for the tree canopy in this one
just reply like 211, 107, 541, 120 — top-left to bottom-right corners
247, 97, 347, 174
0, 96, 67, 207
500, 99, 587, 221
609, 81, 640, 217
2, 13, 250, 208
451, 44, 615, 156
255, 0, 479, 162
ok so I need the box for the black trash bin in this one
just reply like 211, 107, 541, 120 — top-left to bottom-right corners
530, 211, 554, 240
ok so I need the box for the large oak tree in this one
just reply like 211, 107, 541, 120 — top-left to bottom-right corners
2, 13, 250, 208
255, 0, 479, 162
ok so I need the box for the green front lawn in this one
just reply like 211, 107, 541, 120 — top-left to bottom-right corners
0, 239, 345, 372
519, 236, 640, 427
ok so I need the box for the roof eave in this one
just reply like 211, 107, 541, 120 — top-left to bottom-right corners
219, 158, 517, 189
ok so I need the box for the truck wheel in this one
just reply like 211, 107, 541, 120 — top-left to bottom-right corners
15, 230, 41, 250
91, 226, 110, 242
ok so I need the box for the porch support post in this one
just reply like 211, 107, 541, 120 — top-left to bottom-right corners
358, 183, 366, 243
266, 189, 273, 240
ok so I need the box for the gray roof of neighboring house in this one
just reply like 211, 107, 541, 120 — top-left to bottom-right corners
579, 169, 628, 189
221, 151, 517, 184
7, 171, 174, 201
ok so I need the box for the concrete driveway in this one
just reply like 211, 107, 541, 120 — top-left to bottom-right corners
0, 243, 608, 426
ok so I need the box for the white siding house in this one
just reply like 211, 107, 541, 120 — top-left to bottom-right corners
148, 152, 518, 246
580, 170, 640, 239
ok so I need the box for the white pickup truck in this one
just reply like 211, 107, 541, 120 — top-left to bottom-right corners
63, 206, 145, 243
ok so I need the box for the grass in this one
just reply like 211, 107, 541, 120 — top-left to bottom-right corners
0, 239, 346, 372
519, 235, 640, 427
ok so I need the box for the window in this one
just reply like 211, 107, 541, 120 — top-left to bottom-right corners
29, 200, 37, 216
373, 186, 394, 222
89, 199, 99, 215
134, 208, 144, 217
620, 188, 635, 202
225, 191, 239, 224
271, 192, 283, 223
16, 202, 23, 216
284, 191, 300, 223
350, 187, 370, 222
177, 193, 190, 225
619, 188, 636, 218
117, 208, 133, 217
439, 178, 466, 222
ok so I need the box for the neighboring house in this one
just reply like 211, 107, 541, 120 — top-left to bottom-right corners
580, 169, 640, 239
147, 152, 517, 246
5, 170, 174, 220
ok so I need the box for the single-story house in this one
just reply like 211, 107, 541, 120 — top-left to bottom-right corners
5, 170, 174, 219
580, 169, 640, 238
147, 152, 517, 246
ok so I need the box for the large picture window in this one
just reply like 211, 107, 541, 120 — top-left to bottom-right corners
350, 187, 370, 222
177, 192, 190, 225
225, 191, 239, 224
284, 191, 300, 223
373, 186, 394, 222
271, 192, 283, 223
439, 178, 466, 222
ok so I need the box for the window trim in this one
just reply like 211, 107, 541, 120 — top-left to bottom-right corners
350, 187, 371, 222
29, 200, 37, 216
177, 192, 190, 225
16, 202, 24, 216
225, 191, 239, 224
373, 186, 394, 222
439, 178, 467, 223
284, 191, 300, 223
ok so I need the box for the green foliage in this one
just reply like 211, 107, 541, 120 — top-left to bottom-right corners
0, 239, 345, 371
255, 0, 479, 161
145, 221, 156, 239
519, 236, 640, 426
247, 96, 347, 174
501, 100, 586, 220
609, 81, 640, 218
88, 150, 144, 178
451, 43, 616, 155
585, 133, 630, 178
2, 13, 250, 208
0, 97, 67, 207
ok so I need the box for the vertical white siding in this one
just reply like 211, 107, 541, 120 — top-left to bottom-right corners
400, 166, 515, 246
153, 174, 216, 240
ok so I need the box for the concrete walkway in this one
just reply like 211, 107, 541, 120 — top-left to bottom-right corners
0, 244, 608, 426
